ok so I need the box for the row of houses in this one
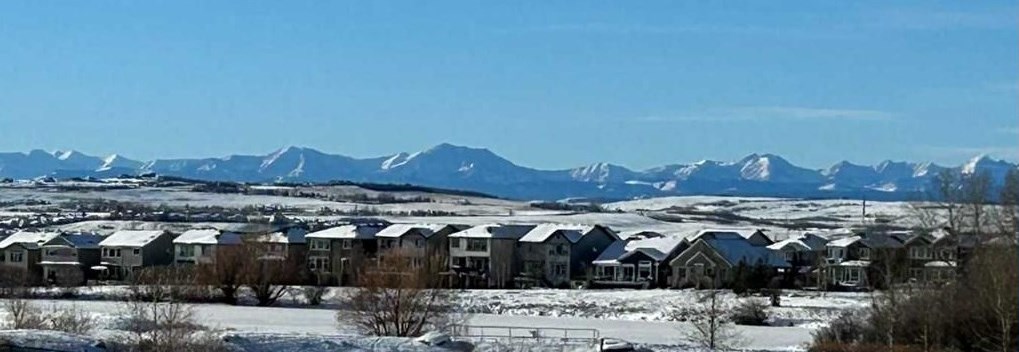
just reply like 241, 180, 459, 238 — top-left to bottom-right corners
0, 222, 988, 290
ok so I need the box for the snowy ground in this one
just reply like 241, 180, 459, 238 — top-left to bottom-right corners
605, 196, 926, 230
12, 288, 868, 351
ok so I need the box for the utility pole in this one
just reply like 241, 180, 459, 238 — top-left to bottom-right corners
861, 196, 867, 226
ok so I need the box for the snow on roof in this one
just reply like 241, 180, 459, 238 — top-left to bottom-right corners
767, 232, 828, 251
701, 235, 790, 268
838, 260, 871, 267
99, 230, 168, 248
828, 236, 861, 247
306, 225, 382, 240
0, 231, 61, 250
924, 260, 956, 267
44, 233, 103, 249
375, 224, 450, 239
448, 224, 536, 239
260, 228, 308, 244
174, 229, 222, 245
616, 230, 664, 240
594, 235, 685, 264
519, 224, 599, 243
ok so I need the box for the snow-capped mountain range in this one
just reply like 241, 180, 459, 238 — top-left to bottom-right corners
0, 144, 1015, 201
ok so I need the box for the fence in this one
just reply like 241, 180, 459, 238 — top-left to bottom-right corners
450, 324, 601, 348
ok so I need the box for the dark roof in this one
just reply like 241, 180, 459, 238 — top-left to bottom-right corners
701, 233, 790, 268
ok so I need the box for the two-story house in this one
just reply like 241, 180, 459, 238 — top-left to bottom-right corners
668, 230, 790, 289
375, 224, 466, 272
823, 233, 904, 290
592, 231, 685, 288
767, 232, 829, 287
515, 224, 617, 288
901, 228, 957, 284
448, 224, 535, 289
39, 233, 103, 286
0, 231, 61, 285
98, 230, 175, 281
306, 223, 384, 286
172, 228, 246, 265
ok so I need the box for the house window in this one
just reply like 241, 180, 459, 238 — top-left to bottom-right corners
909, 268, 925, 280
133, 248, 141, 255
909, 246, 932, 259
339, 258, 350, 272
638, 261, 653, 279
553, 263, 568, 276
308, 257, 330, 271
310, 239, 330, 251
103, 248, 121, 257
938, 248, 955, 260
342, 240, 352, 249
452, 257, 467, 268
858, 248, 871, 260
603, 266, 616, 280
847, 268, 861, 283
9, 251, 24, 263
555, 244, 568, 256
468, 257, 489, 270
415, 239, 424, 248
177, 245, 195, 258
621, 265, 635, 281
691, 263, 705, 277
450, 239, 461, 248
827, 247, 845, 260
783, 250, 795, 262
466, 239, 487, 252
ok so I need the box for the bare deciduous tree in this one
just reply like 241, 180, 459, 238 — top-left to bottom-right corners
678, 290, 744, 351
336, 250, 456, 337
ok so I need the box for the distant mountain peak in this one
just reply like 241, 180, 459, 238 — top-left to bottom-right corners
0, 145, 1014, 201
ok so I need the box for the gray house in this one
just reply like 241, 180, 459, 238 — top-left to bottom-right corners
515, 224, 617, 288
40, 233, 104, 286
375, 224, 466, 271
98, 230, 175, 281
592, 231, 685, 288
306, 223, 385, 286
449, 224, 535, 289
669, 230, 790, 289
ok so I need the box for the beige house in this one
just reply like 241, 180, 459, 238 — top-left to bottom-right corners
516, 224, 617, 288
0, 231, 61, 285
375, 224, 465, 271
98, 230, 175, 281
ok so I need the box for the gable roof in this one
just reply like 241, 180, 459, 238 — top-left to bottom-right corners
174, 228, 245, 245
260, 227, 308, 244
768, 232, 829, 252
306, 224, 383, 240
828, 236, 862, 248
699, 235, 790, 268
99, 230, 169, 248
594, 235, 685, 264
43, 233, 104, 249
448, 224, 536, 239
0, 231, 61, 250
375, 224, 452, 239
519, 224, 609, 244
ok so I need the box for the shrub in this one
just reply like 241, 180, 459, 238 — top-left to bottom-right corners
731, 299, 769, 326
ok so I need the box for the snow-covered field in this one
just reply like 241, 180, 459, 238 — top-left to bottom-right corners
606, 196, 924, 229
9, 288, 869, 351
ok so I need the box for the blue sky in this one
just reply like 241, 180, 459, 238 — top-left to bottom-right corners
0, 1, 1015, 170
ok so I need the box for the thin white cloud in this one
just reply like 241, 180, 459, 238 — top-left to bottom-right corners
998, 127, 1019, 135
636, 106, 896, 123
921, 145, 1019, 163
